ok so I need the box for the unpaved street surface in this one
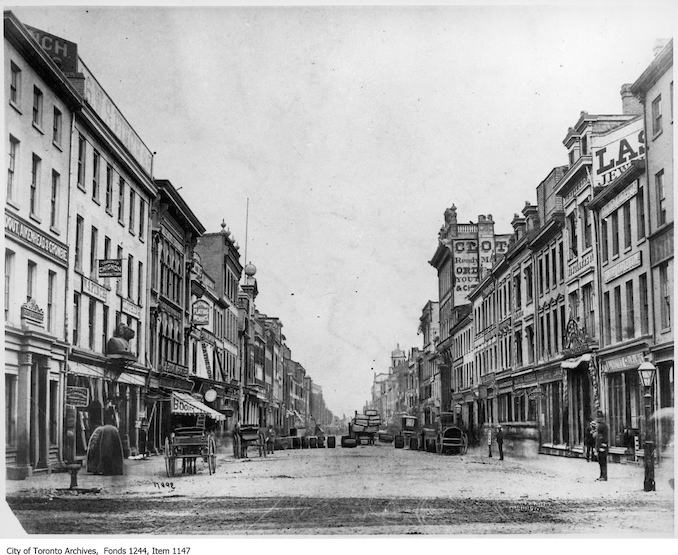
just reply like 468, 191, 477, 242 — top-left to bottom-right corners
5, 443, 675, 535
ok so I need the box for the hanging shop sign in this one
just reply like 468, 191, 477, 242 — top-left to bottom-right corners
98, 259, 122, 278
5, 211, 68, 267
204, 389, 218, 403
66, 386, 90, 408
192, 300, 210, 326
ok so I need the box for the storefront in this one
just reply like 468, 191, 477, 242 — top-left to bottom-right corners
537, 364, 564, 447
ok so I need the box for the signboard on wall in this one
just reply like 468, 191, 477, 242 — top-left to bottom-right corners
452, 236, 511, 299
592, 118, 645, 187
66, 386, 89, 408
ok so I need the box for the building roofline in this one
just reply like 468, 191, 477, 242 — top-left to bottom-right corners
154, 179, 206, 236
4, 10, 83, 110
630, 40, 673, 97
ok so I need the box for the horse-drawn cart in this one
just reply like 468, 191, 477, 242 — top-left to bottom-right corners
436, 425, 468, 455
164, 392, 224, 477
233, 425, 266, 458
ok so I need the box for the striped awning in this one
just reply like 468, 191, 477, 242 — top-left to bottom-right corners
171, 392, 226, 421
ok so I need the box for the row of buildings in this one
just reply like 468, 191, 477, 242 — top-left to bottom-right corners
4, 11, 334, 479
368, 39, 673, 461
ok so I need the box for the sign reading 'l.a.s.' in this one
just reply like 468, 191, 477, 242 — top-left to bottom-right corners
592, 118, 645, 187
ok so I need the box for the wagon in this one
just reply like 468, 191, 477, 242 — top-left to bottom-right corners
233, 425, 266, 458
164, 392, 224, 477
436, 426, 468, 455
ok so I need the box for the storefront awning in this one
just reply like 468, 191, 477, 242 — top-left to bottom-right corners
171, 392, 226, 421
561, 353, 592, 369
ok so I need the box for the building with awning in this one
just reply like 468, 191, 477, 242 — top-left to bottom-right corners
170, 392, 226, 421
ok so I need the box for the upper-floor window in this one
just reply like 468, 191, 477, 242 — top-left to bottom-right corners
567, 212, 578, 257
581, 134, 588, 156
601, 219, 609, 263
9, 62, 21, 107
568, 149, 575, 167
30, 154, 41, 216
92, 150, 100, 201
32, 86, 43, 128
7, 136, 19, 202
118, 177, 125, 224
52, 107, 62, 147
651, 94, 662, 136
139, 200, 145, 240
105, 164, 113, 213
656, 169, 666, 225
77, 134, 86, 189
659, 261, 671, 329
611, 211, 619, 257
75, 215, 84, 271
129, 189, 136, 232
581, 201, 592, 249
637, 184, 646, 239
50, 170, 60, 229
623, 201, 632, 249
27, 260, 36, 301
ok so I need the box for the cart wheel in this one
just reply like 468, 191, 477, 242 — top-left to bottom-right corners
208, 437, 217, 475
164, 437, 175, 478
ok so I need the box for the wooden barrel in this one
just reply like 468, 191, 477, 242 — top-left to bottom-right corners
309, 436, 317, 448
327, 436, 336, 448
409, 437, 419, 450
301, 436, 309, 449
341, 436, 357, 448
394, 435, 405, 449
292, 437, 301, 449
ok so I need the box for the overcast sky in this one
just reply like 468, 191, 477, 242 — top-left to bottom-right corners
11, 2, 676, 417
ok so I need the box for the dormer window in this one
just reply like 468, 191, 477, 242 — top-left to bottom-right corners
568, 150, 575, 167
581, 134, 588, 156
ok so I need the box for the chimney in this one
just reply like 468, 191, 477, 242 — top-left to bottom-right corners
511, 212, 527, 238
620, 83, 642, 115
522, 202, 539, 232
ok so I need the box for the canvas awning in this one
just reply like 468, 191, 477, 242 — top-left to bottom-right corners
171, 392, 226, 421
561, 353, 592, 369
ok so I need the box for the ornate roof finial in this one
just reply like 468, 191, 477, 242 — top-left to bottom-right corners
220, 219, 227, 233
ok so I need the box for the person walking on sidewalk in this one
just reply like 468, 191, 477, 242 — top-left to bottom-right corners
595, 410, 609, 481
487, 426, 493, 458
496, 425, 504, 460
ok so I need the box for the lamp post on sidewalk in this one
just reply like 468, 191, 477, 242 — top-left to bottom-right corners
638, 361, 656, 492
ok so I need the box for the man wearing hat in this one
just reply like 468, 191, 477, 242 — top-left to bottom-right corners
595, 410, 609, 481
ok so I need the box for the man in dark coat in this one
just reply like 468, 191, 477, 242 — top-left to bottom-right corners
595, 410, 609, 481
585, 420, 596, 462
496, 425, 504, 460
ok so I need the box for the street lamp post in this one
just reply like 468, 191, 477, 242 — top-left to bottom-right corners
638, 361, 656, 492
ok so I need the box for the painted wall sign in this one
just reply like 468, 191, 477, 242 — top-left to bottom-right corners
603, 251, 642, 283
98, 259, 122, 278
66, 386, 90, 408
192, 300, 210, 326
79, 61, 153, 175
26, 26, 78, 73
567, 250, 594, 280
82, 275, 108, 302
600, 180, 639, 219
452, 237, 510, 296
592, 119, 645, 187
5, 211, 68, 266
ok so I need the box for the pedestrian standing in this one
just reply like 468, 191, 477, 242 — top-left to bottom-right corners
487, 426, 493, 458
266, 425, 275, 454
585, 420, 596, 462
595, 410, 609, 481
496, 425, 504, 460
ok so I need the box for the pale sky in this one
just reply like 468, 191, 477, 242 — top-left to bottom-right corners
11, 2, 676, 417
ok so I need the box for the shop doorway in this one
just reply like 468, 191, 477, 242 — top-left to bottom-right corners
29, 362, 49, 470
570, 367, 591, 447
